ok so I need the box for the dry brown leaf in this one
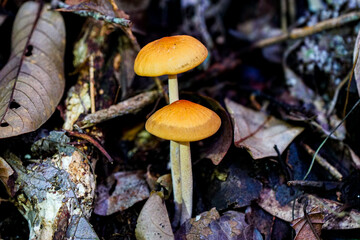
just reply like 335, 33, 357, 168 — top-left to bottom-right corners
135, 193, 174, 240
258, 188, 360, 230
175, 208, 256, 240
0, 2, 65, 138
183, 93, 232, 165
94, 171, 150, 215
0, 156, 14, 195
225, 98, 304, 159
291, 207, 324, 240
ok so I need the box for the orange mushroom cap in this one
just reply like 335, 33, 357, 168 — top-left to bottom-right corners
134, 35, 208, 77
145, 100, 221, 142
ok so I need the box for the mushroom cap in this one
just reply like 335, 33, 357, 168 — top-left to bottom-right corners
145, 100, 221, 142
134, 35, 208, 77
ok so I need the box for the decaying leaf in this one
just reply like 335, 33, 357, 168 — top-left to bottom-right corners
183, 93, 232, 165
291, 207, 324, 240
175, 208, 258, 240
135, 192, 174, 240
1, 150, 97, 239
0, 2, 66, 138
225, 98, 304, 159
207, 163, 262, 210
94, 171, 150, 215
0, 156, 14, 195
258, 188, 360, 230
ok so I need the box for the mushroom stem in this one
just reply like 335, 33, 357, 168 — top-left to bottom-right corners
170, 140, 181, 226
179, 141, 192, 224
168, 74, 182, 226
168, 74, 179, 103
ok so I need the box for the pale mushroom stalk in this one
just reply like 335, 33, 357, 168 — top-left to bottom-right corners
168, 74, 182, 225
179, 141, 192, 224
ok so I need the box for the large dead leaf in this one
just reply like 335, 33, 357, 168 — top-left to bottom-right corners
0, 2, 65, 138
94, 171, 150, 215
175, 208, 258, 240
183, 93, 232, 165
135, 193, 174, 240
0, 156, 14, 195
225, 98, 304, 159
291, 207, 324, 240
258, 188, 360, 230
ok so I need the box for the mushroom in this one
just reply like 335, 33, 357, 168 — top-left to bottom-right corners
134, 35, 208, 225
145, 100, 221, 224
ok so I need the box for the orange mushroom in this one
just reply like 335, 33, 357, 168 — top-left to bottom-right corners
134, 35, 208, 225
146, 100, 221, 224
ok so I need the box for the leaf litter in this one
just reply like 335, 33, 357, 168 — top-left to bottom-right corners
1, 0, 360, 239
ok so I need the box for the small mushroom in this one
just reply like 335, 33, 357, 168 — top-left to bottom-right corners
145, 100, 221, 224
134, 35, 208, 225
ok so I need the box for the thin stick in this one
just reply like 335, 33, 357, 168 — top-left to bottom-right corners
54, 1, 131, 28
77, 90, 160, 128
65, 130, 113, 163
253, 11, 360, 48
281, 0, 287, 32
89, 54, 96, 114
154, 77, 169, 104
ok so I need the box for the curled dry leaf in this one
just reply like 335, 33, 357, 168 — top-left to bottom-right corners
291, 207, 324, 240
0, 2, 66, 138
1, 150, 97, 239
183, 93, 232, 165
0, 157, 14, 195
135, 192, 174, 240
225, 98, 304, 159
258, 188, 360, 230
94, 171, 150, 215
175, 208, 258, 240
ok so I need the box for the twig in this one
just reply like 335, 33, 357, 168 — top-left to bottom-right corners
54, 1, 131, 28
302, 144, 343, 181
253, 11, 360, 48
77, 90, 160, 128
89, 54, 96, 114
302, 200, 321, 240
65, 130, 113, 163
154, 77, 169, 104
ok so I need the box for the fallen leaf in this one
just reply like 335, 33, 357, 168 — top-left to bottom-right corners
291, 207, 324, 240
207, 163, 262, 210
135, 192, 174, 240
225, 98, 304, 159
175, 208, 259, 240
94, 171, 150, 215
0, 156, 14, 195
258, 188, 360, 230
183, 93, 232, 165
1, 150, 96, 239
0, 2, 66, 138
